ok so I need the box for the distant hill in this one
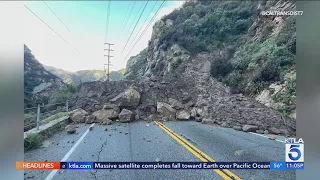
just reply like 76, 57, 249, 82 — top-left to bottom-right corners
44, 65, 126, 85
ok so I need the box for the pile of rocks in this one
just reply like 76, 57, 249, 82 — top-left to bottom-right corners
155, 98, 206, 122
67, 70, 295, 137
68, 86, 141, 129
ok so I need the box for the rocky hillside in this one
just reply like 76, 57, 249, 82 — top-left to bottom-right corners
124, 1, 296, 119
24, 45, 64, 108
68, 0, 296, 137
124, 49, 147, 80
44, 65, 125, 85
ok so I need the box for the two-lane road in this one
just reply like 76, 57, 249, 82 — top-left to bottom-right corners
24, 121, 295, 180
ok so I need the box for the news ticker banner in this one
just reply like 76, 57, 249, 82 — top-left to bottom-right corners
16, 162, 304, 170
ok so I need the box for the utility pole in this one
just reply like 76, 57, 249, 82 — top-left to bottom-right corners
104, 43, 114, 82
103, 65, 106, 78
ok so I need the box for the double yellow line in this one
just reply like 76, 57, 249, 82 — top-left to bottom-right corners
154, 121, 241, 180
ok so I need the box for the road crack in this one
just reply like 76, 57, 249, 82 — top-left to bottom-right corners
97, 137, 108, 162
90, 137, 107, 179
90, 171, 97, 180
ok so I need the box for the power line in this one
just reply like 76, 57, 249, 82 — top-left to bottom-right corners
104, 1, 112, 42
115, 1, 136, 44
128, 1, 159, 49
121, 0, 150, 55
119, 1, 137, 36
25, 5, 78, 52
125, 2, 144, 37
119, 1, 133, 31
117, 1, 138, 44
123, 0, 167, 61
42, 1, 80, 43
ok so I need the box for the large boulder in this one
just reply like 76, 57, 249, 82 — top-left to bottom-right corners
168, 98, 184, 110
233, 126, 242, 131
184, 100, 195, 108
93, 104, 102, 111
147, 114, 158, 122
134, 109, 142, 121
190, 107, 197, 118
196, 108, 204, 117
157, 102, 176, 120
102, 119, 113, 125
110, 87, 140, 108
85, 115, 96, 124
65, 125, 77, 134
201, 118, 215, 124
119, 109, 135, 123
176, 110, 190, 120
92, 109, 119, 122
69, 108, 88, 123
195, 116, 202, 122
242, 125, 259, 132
190, 107, 204, 118
103, 103, 120, 113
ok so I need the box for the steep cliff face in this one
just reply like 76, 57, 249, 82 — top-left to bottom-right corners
124, 49, 148, 80
24, 45, 64, 108
123, 1, 296, 135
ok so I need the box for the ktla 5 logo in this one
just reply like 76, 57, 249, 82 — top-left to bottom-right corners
285, 138, 304, 162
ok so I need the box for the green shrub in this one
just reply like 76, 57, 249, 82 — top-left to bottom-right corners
210, 58, 233, 78
26, 83, 78, 113
247, 62, 258, 71
44, 84, 77, 111
260, 24, 273, 40
157, 1, 255, 56
260, 59, 280, 81
24, 112, 37, 131
231, 56, 250, 70
277, 103, 289, 117
287, 73, 296, 95
223, 71, 244, 89
65, 84, 77, 94
228, 35, 294, 84
230, 43, 261, 71
272, 73, 296, 117
245, 81, 266, 95
164, 9, 179, 21
276, 16, 296, 46
179, 36, 207, 55
234, 19, 251, 34
24, 133, 43, 151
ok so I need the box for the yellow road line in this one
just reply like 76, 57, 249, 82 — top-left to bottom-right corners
156, 121, 240, 180
155, 121, 241, 180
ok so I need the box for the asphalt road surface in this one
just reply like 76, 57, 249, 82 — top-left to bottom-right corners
24, 121, 295, 180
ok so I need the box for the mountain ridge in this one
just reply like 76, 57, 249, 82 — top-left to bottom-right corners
44, 65, 126, 85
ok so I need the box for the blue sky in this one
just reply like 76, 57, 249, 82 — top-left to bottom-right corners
24, 1, 185, 72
